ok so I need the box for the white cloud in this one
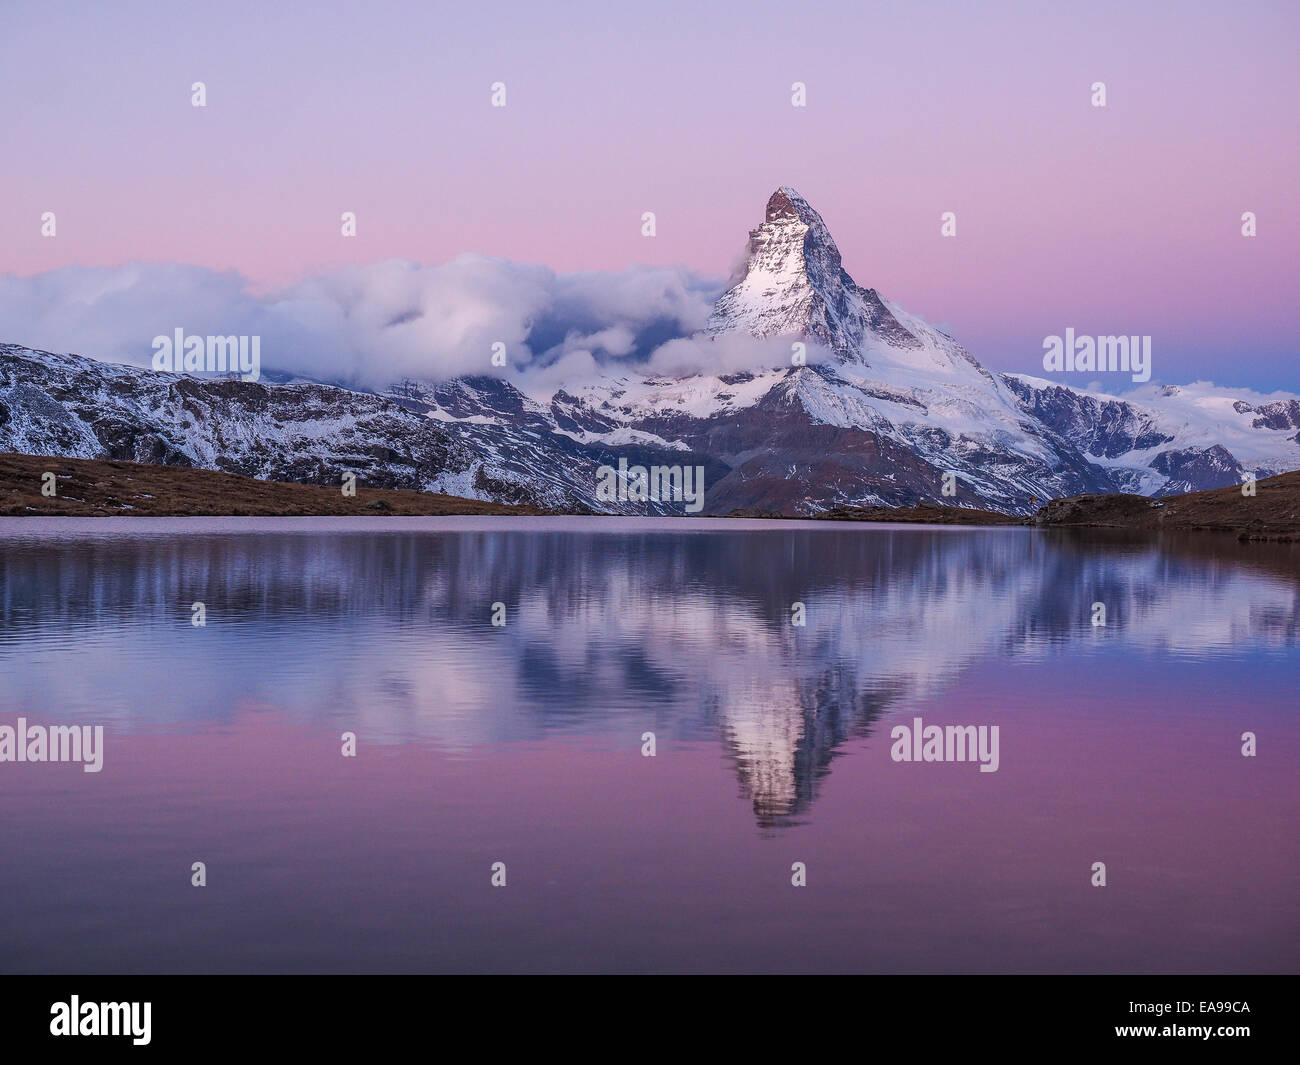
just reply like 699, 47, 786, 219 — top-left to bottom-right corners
0, 258, 724, 390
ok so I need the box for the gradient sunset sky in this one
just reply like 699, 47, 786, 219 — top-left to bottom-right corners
2, 0, 1296, 388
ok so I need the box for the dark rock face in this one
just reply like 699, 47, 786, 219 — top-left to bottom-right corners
1253, 399, 1300, 432
999, 376, 1172, 458
1149, 444, 1244, 495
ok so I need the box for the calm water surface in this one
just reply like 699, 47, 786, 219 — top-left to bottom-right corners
0, 517, 1296, 973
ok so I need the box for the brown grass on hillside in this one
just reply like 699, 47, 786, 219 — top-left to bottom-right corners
0, 452, 556, 517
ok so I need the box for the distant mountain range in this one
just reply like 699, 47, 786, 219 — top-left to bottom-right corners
3, 187, 1298, 514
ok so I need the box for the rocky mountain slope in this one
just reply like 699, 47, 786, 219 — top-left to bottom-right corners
0, 344, 583, 509
1002, 375, 1300, 496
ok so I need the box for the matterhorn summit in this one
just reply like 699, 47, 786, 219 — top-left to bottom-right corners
706, 187, 926, 361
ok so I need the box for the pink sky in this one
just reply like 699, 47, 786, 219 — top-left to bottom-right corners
1, 0, 1297, 385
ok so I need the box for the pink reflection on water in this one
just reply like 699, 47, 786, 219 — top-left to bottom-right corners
1, 651, 1295, 974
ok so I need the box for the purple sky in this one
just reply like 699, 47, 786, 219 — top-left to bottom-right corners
1, 0, 1297, 388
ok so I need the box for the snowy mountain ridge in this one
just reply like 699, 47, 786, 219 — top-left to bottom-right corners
2, 187, 1297, 514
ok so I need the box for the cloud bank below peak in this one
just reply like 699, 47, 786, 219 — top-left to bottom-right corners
0, 258, 738, 390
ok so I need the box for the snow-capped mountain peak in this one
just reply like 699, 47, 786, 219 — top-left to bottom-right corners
706, 186, 922, 360
3, 187, 1297, 516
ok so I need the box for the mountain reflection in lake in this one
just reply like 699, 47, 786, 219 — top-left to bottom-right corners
0, 517, 1296, 973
